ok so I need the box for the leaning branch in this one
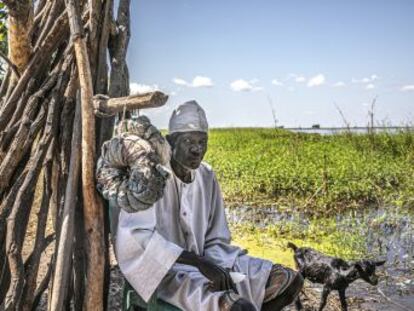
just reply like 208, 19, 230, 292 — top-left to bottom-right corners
0, 50, 20, 79
93, 91, 168, 117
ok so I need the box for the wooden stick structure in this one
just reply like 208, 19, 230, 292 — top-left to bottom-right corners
0, 0, 166, 309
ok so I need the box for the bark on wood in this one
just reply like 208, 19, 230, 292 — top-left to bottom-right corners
23, 234, 55, 272
0, 171, 27, 305
0, 69, 11, 100
94, 0, 111, 163
108, 0, 130, 99
72, 194, 86, 311
65, 0, 105, 309
49, 96, 81, 311
4, 78, 37, 133
93, 91, 168, 117
0, 167, 26, 278
0, 69, 59, 190
33, 0, 65, 49
4, 54, 68, 309
94, 0, 112, 159
21, 143, 55, 311
5, 114, 58, 310
0, 248, 11, 305
0, 9, 68, 132
59, 72, 78, 179
94, 0, 111, 94
87, 0, 102, 80
32, 256, 53, 311
4, 0, 33, 75
0, 49, 20, 79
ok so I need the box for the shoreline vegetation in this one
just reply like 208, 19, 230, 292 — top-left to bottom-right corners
205, 127, 414, 214
204, 128, 414, 265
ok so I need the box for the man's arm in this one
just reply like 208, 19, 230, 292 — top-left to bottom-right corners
116, 205, 236, 302
116, 207, 183, 302
203, 172, 242, 267
177, 250, 237, 293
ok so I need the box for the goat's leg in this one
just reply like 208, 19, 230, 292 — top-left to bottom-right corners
318, 287, 331, 311
338, 289, 348, 311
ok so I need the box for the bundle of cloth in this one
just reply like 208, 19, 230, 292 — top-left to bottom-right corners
96, 116, 171, 213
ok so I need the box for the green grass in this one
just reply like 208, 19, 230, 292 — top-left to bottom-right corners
205, 128, 414, 214
230, 217, 368, 267
202, 128, 413, 264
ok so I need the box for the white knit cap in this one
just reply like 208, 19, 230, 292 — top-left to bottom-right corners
168, 100, 208, 134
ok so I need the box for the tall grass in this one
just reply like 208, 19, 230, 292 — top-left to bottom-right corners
205, 128, 414, 213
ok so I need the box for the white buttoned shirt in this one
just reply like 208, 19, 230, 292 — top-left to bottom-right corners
115, 162, 272, 310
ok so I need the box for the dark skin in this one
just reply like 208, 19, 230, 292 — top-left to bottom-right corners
166, 131, 237, 293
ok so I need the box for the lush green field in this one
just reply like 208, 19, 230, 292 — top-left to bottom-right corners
204, 128, 414, 213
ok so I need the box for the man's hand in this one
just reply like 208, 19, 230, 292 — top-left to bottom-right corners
197, 257, 238, 293
176, 250, 238, 293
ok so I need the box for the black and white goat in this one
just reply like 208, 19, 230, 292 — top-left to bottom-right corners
288, 242, 385, 311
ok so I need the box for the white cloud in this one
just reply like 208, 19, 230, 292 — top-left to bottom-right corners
352, 74, 379, 84
172, 78, 188, 86
295, 76, 306, 83
271, 79, 284, 86
365, 84, 375, 90
191, 76, 213, 88
286, 73, 306, 83
333, 81, 346, 87
307, 74, 325, 87
230, 79, 253, 92
172, 76, 213, 88
230, 79, 262, 92
401, 85, 414, 92
130, 83, 159, 95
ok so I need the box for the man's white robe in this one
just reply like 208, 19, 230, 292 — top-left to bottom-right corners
116, 163, 273, 311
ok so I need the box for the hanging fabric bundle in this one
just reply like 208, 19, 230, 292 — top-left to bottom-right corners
96, 116, 171, 213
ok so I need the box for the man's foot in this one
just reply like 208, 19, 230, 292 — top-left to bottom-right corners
230, 298, 256, 311
219, 291, 255, 311
262, 266, 304, 311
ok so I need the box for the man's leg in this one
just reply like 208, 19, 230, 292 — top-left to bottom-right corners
261, 265, 304, 311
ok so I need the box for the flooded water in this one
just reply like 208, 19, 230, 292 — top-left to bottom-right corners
227, 206, 414, 267
226, 206, 414, 310
287, 126, 413, 135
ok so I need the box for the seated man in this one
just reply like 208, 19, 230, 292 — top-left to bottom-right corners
116, 101, 303, 311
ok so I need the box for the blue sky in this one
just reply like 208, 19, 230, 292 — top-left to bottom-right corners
126, 0, 414, 128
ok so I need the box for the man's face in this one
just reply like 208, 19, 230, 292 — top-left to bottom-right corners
170, 131, 208, 170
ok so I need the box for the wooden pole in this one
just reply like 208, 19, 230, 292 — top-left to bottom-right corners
64, 0, 105, 309
48, 98, 81, 311
93, 91, 168, 117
